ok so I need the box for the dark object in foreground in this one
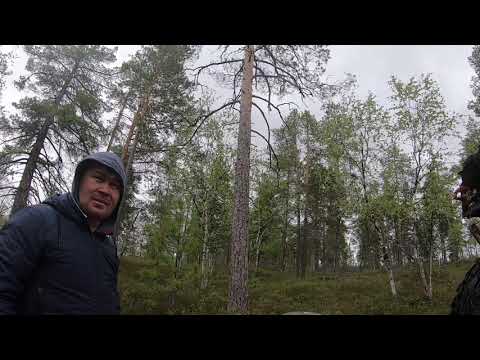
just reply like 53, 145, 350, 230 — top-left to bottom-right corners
451, 151, 480, 315
451, 259, 480, 315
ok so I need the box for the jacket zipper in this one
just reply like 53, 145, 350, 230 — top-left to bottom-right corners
90, 230, 102, 312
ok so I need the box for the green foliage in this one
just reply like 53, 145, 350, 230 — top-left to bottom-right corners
118, 255, 475, 314
468, 45, 480, 117
143, 115, 233, 284
1, 45, 476, 312
460, 116, 480, 161
0, 48, 12, 96
0, 46, 119, 207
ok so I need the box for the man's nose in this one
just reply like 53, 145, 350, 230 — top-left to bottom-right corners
97, 182, 113, 195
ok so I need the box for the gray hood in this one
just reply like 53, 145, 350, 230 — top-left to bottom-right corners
71, 152, 127, 234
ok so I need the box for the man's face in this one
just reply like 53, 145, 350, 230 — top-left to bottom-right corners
78, 165, 122, 222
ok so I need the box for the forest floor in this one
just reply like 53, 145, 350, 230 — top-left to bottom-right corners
118, 256, 476, 315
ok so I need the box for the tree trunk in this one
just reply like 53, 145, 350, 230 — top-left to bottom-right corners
314, 224, 322, 272
441, 233, 447, 265
121, 96, 148, 165
114, 89, 155, 247
418, 257, 429, 299
302, 121, 311, 278
428, 245, 433, 299
227, 45, 254, 314
388, 267, 398, 297
302, 191, 309, 277
113, 122, 140, 243
413, 244, 430, 299
371, 217, 398, 297
180, 201, 191, 269
310, 237, 317, 273
254, 226, 266, 276
295, 142, 303, 278
412, 222, 431, 300
10, 120, 52, 216
383, 245, 398, 297
107, 92, 130, 152
174, 202, 190, 279
296, 193, 302, 278
281, 170, 290, 272
427, 224, 434, 299
201, 202, 209, 289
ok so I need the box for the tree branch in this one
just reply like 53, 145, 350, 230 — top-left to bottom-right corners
188, 59, 243, 85
251, 129, 279, 172
251, 94, 288, 128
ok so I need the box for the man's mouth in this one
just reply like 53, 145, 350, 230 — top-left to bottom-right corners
91, 198, 110, 207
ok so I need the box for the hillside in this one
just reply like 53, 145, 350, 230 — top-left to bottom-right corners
118, 257, 476, 315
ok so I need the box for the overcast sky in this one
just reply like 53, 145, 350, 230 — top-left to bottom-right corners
1, 45, 477, 166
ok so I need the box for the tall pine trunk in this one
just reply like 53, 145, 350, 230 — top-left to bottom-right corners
114, 92, 152, 243
10, 119, 52, 215
295, 140, 302, 278
113, 122, 141, 243
301, 127, 311, 279
107, 92, 130, 152
228, 45, 254, 314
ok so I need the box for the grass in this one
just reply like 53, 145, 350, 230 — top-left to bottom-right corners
118, 256, 476, 315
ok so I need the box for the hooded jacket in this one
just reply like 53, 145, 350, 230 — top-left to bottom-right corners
0, 152, 127, 315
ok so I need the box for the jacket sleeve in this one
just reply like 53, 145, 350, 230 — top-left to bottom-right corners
0, 207, 47, 314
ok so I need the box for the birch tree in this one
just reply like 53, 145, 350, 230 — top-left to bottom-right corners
389, 73, 458, 300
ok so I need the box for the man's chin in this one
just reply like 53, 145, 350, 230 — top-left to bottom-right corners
86, 208, 112, 222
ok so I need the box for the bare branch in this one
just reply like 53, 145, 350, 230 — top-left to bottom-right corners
45, 135, 63, 163
251, 94, 288, 129
253, 64, 272, 111
252, 101, 272, 165
0, 134, 32, 147
150, 99, 240, 153
0, 157, 29, 167
0, 186, 18, 191
187, 59, 243, 85
261, 47, 308, 95
251, 129, 279, 172
255, 53, 306, 97
233, 63, 245, 100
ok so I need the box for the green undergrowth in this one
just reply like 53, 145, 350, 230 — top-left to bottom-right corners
118, 256, 476, 315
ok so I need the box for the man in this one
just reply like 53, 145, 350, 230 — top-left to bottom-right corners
0, 152, 127, 314
451, 151, 480, 315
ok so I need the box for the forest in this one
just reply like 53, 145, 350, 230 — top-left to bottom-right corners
1, 45, 479, 314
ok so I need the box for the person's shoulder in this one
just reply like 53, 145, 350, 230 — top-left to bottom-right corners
6, 204, 58, 229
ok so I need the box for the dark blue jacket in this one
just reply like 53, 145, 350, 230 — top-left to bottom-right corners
0, 152, 127, 315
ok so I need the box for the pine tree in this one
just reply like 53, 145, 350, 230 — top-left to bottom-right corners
1, 46, 117, 215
